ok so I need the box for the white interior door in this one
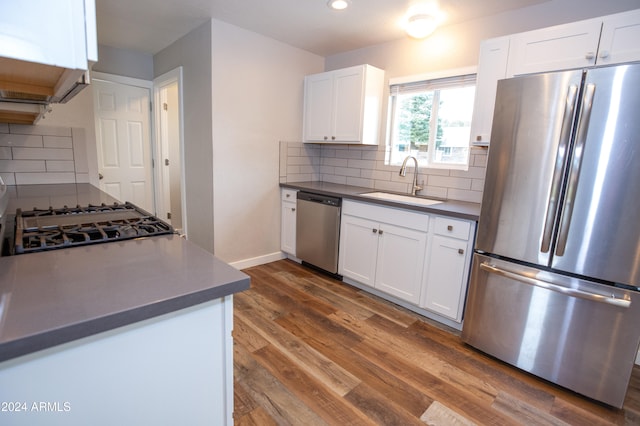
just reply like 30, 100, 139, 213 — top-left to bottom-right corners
93, 79, 154, 213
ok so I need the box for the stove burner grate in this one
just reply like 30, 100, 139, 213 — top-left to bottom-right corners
14, 202, 174, 254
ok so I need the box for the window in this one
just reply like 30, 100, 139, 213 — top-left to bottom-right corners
386, 70, 476, 169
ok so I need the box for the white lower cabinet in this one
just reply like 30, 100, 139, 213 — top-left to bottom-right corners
421, 217, 475, 322
339, 200, 476, 327
281, 189, 297, 255
339, 201, 428, 305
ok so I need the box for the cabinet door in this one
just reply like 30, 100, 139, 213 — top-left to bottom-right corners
470, 36, 510, 146
281, 200, 297, 255
375, 223, 427, 304
597, 9, 640, 65
506, 18, 602, 76
303, 72, 333, 141
339, 214, 379, 287
332, 66, 365, 142
423, 235, 469, 321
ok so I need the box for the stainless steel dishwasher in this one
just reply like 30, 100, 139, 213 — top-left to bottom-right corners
296, 191, 341, 276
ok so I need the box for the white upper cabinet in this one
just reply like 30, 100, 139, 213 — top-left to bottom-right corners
597, 9, 640, 65
471, 8, 640, 146
303, 64, 385, 145
506, 18, 602, 76
507, 9, 640, 77
0, 0, 96, 116
470, 37, 510, 146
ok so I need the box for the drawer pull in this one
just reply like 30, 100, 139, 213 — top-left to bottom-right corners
372, 228, 378, 233
447, 225, 453, 231
458, 248, 464, 255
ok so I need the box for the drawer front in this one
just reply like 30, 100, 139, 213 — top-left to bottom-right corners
281, 189, 298, 201
434, 216, 471, 240
343, 200, 429, 232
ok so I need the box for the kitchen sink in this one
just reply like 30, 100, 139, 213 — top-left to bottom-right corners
359, 192, 443, 206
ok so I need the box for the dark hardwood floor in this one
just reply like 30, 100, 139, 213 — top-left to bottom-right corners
233, 259, 640, 425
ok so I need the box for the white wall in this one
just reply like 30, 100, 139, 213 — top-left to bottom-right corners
154, 22, 215, 254
210, 19, 323, 264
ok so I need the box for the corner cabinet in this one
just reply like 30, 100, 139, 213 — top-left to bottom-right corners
303, 65, 385, 145
281, 189, 297, 256
339, 201, 428, 305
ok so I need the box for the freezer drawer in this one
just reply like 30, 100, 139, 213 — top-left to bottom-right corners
462, 253, 640, 408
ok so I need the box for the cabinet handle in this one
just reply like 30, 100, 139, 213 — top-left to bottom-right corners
378, 229, 384, 235
585, 51, 595, 60
458, 249, 464, 255
447, 225, 453, 231
476, 135, 482, 142
324, 136, 328, 140
372, 228, 378, 233
599, 50, 610, 59
292, 208, 296, 212
286, 193, 290, 198
331, 136, 336, 140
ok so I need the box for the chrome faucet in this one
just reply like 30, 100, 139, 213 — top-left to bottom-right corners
399, 156, 422, 196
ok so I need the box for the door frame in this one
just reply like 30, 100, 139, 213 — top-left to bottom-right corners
153, 67, 187, 238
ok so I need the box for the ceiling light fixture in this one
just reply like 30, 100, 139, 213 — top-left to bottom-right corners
327, 0, 350, 11
404, 3, 440, 39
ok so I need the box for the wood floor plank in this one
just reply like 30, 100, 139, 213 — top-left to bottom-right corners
252, 344, 376, 425
236, 298, 362, 396
234, 260, 640, 425
275, 309, 434, 417
234, 342, 328, 425
344, 382, 427, 426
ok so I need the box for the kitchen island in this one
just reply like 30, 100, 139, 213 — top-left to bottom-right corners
0, 184, 250, 426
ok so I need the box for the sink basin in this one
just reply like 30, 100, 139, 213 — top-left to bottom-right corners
359, 192, 443, 207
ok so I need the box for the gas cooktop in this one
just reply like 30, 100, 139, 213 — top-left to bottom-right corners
14, 202, 174, 254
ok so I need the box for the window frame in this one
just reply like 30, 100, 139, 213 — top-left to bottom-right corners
385, 66, 477, 171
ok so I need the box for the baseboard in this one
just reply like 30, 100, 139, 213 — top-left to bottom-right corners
229, 251, 286, 270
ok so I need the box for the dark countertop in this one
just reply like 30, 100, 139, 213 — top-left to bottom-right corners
0, 184, 250, 362
280, 181, 481, 221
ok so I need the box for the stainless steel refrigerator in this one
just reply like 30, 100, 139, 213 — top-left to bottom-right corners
462, 63, 640, 408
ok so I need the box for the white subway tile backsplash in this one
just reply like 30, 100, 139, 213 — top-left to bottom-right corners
0, 173, 15, 185
1, 125, 85, 185
0, 134, 44, 147
280, 141, 487, 203
46, 160, 76, 172
75, 173, 91, 183
15, 172, 76, 185
346, 159, 376, 170
13, 147, 74, 161
428, 175, 472, 190
0, 160, 46, 172
8, 124, 72, 137
43, 136, 73, 149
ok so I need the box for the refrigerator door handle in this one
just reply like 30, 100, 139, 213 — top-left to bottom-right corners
556, 83, 596, 256
541, 84, 579, 253
479, 261, 630, 308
